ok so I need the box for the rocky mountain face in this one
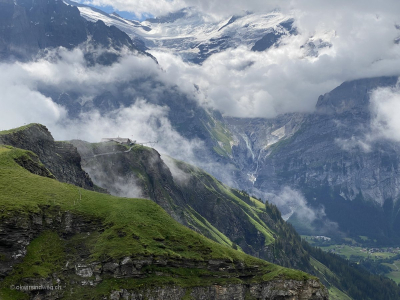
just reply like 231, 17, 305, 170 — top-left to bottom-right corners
0, 124, 99, 191
0, 0, 148, 63
63, 0, 150, 52
0, 0, 85, 61
227, 77, 400, 242
142, 9, 299, 64
226, 113, 307, 188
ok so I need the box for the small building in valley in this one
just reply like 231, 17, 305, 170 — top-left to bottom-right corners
101, 138, 135, 145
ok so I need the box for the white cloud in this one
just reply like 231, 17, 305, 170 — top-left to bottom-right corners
105, 0, 394, 119
265, 186, 339, 234
81, 0, 186, 19
370, 84, 400, 142
335, 137, 372, 153
151, 23, 400, 118
20, 47, 160, 95
161, 155, 191, 186
0, 48, 226, 183
266, 186, 322, 222
138, 0, 400, 118
328, 83, 400, 152
0, 62, 67, 131
55, 100, 205, 163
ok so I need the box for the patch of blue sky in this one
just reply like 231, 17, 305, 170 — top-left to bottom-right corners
75, 1, 153, 21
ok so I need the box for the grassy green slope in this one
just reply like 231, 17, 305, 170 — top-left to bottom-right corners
310, 258, 353, 300
169, 157, 311, 269
202, 112, 234, 158
0, 145, 313, 299
0, 123, 38, 136
72, 140, 308, 269
177, 158, 275, 245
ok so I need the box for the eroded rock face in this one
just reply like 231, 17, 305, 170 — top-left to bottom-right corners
227, 77, 400, 240
0, 0, 87, 61
0, 0, 148, 62
0, 124, 97, 191
13, 151, 56, 179
0, 208, 102, 279
108, 280, 327, 300
0, 208, 328, 300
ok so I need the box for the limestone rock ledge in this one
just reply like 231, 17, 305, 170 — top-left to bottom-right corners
0, 207, 328, 300
108, 279, 328, 300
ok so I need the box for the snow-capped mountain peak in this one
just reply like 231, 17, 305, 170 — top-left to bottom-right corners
65, 1, 333, 64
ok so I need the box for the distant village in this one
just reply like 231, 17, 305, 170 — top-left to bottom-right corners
303, 235, 400, 257
328, 245, 400, 256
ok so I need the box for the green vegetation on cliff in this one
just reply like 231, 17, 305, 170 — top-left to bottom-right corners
202, 112, 234, 157
0, 123, 40, 136
0, 146, 272, 262
71, 139, 310, 270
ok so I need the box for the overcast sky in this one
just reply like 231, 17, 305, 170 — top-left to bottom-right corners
82, 0, 400, 21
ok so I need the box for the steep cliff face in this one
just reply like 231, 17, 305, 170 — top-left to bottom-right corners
0, 0, 86, 60
108, 280, 326, 300
227, 77, 400, 242
0, 145, 328, 300
0, 0, 148, 62
0, 124, 99, 191
226, 113, 307, 189
0, 204, 326, 300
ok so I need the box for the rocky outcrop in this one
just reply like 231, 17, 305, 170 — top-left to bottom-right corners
72, 140, 189, 223
13, 150, 55, 179
315, 76, 398, 115
0, 124, 98, 191
109, 280, 327, 300
0, 207, 102, 279
0, 203, 328, 300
